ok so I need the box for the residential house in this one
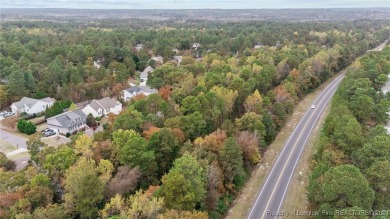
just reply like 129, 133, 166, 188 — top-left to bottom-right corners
11, 97, 55, 115
151, 56, 164, 65
47, 109, 87, 134
172, 48, 180, 54
120, 86, 158, 102
82, 97, 122, 118
254, 43, 265, 49
140, 66, 154, 84
172, 56, 183, 66
94, 60, 102, 69
135, 44, 143, 52
192, 43, 201, 50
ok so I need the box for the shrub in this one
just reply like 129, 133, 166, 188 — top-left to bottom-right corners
66, 132, 71, 138
17, 119, 36, 135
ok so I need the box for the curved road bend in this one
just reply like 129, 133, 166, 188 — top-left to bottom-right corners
247, 73, 345, 219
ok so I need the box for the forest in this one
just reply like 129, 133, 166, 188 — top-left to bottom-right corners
0, 16, 390, 218
308, 47, 390, 218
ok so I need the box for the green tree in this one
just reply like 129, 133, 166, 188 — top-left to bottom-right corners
365, 161, 390, 210
86, 113, 97, 128
18, 119, 36, 135
113, 107, 143, 131
43, 146, 78, 173
180, 96, 201, 115
235, 112, 266, 146
7, 64, 28, 101
218, 137, 246, 186
148, 128, 180, 177
315, 165, 374, 211
30, 173, 50, 187
64, 157, 104, 218
27, 133, 46, 163
113, 129, 157, 186
331, 114, 364, 154
32, 204, 70, 219
160, 154, 206, 210
352, 134, 390, 170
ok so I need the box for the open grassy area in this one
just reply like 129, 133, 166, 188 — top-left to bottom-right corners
226, 72, 342, 219
42, 135, 70, 147
0, 139, 17, 153
8, 151, 30, 160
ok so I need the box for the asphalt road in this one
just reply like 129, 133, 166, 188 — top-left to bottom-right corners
0, 129, 27, 149
247, 73, 345, 219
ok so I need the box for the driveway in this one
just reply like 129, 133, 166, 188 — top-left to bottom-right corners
0, 129, 27, 148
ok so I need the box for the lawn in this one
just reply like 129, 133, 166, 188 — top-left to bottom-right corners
0, 139, 17, 154
8, 151, 30, 160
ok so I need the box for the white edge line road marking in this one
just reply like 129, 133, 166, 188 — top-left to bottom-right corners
246, 73, 344, 219
259, 80, 334, 219
275, 78, 342, 218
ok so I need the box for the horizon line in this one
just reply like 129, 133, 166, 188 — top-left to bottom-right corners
2, 7, 390, 9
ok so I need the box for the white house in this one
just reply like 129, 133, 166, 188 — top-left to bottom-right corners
140, 66, 154, 85
151, 56, 163, 64
11, 97, 55, 115
82, 97, 122, 118
135, 44, 143, 52
120, 86, 158, 102
47, 109, 87, 134
172, 56, 183, 66
192, 43, 201, 50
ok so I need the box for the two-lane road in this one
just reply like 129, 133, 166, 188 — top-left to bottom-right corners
247, 73, 345, 219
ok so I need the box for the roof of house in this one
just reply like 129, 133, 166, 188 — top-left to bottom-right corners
140, 66, 154, 78
140, 86, 158, 94
124, 86, 158, 95
47, 109, 87, 129
151, 56, 164, 63
173, 56, 183, 61
87, 97, 119, 111
135, 44, 143, 51
12, 97, 54, 109
124, 86, 142, 94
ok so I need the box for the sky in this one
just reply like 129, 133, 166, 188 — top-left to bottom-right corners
1, 0, 389, 9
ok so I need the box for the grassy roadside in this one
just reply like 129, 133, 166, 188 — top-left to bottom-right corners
225, 72, 341, 219
281, 102, 330, 217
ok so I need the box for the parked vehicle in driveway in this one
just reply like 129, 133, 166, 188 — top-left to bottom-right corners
2, 112, 15, 118
41, 128, 56, 137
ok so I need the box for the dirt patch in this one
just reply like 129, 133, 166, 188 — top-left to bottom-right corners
226, 73, 341, 219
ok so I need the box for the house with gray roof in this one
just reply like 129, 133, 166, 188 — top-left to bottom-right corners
151, 56, 164, 64
140, 66, 154, 84
47, 109, 87, 134
120, 86, 158, 102
82, 97, 122, 118
11, 97, 55, 115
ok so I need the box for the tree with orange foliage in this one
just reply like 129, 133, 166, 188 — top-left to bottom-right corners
236, 131, 261, 166
158, 85, 172, 100
143, 126, 161, 140
111, 83, 125, 97
194, 129, 227, 153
